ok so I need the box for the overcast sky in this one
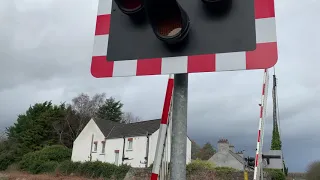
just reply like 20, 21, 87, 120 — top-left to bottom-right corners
1, 0, 319, 173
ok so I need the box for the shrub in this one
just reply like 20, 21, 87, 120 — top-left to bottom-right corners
0, 140, 18, 170
57, 160, 81, 175
186, 159, 215, 174
78, 161, 116, 178
36, 161, 59, 174
264, 168, 286, 180
58, 160, 130, 179
28, 160, 46, 174
19, 151, 42, 170
0, 151, 16, 171
36, 145, 72, 161
27, 160, 59, 174
19, 145, 71, 173
214, 166, 238, 178
214, 166, 237, 172
306, 161, 320, 180
114, 164, 131, 180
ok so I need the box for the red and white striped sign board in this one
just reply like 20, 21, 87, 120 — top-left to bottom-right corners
91, 0, 277, 78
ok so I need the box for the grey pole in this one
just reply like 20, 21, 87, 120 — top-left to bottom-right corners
170, 73, 188, 180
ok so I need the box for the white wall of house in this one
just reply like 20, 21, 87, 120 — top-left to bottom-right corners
121, 136, 150, 168
71, 119, 105, 162
91, 136, 150, 168
72, 120, 192, 167
148, 129, 159, 167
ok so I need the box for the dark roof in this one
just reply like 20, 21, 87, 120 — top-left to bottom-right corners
94, 118, 161, 139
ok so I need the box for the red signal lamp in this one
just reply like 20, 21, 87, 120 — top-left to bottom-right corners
144, 0, 190, 45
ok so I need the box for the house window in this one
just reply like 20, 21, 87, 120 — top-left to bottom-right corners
93, 141, 98, 152
128, 138, 133, 150
114, 150, 120, 166
101, 141, 106, 154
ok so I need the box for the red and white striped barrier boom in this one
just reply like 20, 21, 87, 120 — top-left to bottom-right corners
151, 74, 174, 180
253, 69, 269, 180
260, 69, 270, 180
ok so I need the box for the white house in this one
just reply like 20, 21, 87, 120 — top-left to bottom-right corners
71, 118, 192, 168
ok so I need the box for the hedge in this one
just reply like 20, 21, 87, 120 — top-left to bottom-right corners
57, 160, 130, 179
186, 159, 215, 174
264, 168, 286, 180
19, 145, 71, 173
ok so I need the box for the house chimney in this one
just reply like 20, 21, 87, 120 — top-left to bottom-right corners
217, 139, 229, 152
229, 145, 235, 153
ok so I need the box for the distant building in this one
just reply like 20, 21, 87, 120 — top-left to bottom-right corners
71, 118, 192, 168
262, 150, 283, 169
208, 139, 247, 171
207, 139, 284, 171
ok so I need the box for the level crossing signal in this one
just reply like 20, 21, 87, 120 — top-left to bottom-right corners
91, 0, 278, 78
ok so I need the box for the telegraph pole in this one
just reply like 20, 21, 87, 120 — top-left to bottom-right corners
272, 73, 277, 129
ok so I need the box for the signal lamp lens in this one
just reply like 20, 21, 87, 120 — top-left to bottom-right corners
114, 0, 143, 15
145, 2, 190, 44
156, 16, 182, 37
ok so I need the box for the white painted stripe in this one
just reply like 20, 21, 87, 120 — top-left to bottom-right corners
152, 124, 168, 174
93, 35, 109, 56
262, 70, 268, 84
255, 18, 277, 43
98, 0, 112, 15
161, 56, 188, 74
258, 119, 262, 131
215, 52, 246, 71
253, 167, 258, 180
113, 60, 137, 76
261, 95, 265, 106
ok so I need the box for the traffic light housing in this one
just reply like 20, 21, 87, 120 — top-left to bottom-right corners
107, 0, 256, 61
246, 156, 255, 167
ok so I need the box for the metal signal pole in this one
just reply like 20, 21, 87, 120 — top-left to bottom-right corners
170, 73, 188, 180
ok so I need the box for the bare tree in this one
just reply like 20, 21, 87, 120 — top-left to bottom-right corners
121, 112, 141, 124
71, 93, 105, 117
51, 93, 107, 148
71, 93, 106, 131
51, 106, 81, 148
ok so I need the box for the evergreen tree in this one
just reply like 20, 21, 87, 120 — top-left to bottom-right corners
96, 97, 123, 122
191, 140, 201, 160
271, 123, 282, 150
271, 121, 287, 175
6, 101, 67, 158
197, 142, 216, 160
